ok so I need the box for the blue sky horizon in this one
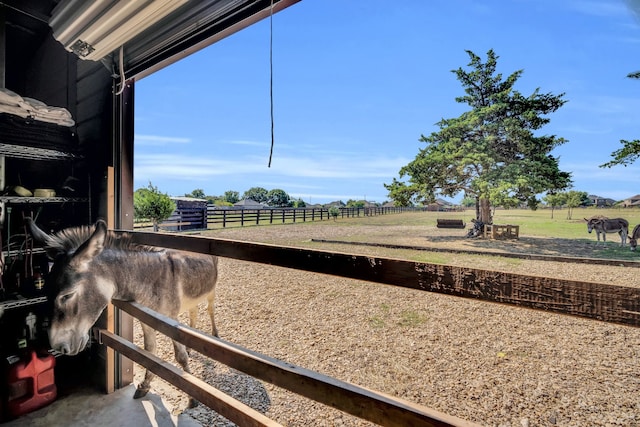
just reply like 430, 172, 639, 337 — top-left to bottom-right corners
134, 0, 640, 205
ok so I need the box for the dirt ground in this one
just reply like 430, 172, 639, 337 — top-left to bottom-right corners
133, 220, 640, 427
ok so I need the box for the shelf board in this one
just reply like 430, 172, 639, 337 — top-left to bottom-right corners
0, 296, 47, 310
0, 143, 80, 161
0, 196, 88, 204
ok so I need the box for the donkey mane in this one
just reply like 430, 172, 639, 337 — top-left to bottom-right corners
45, 223, 161, 255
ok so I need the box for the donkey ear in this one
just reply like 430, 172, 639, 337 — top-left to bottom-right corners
25, 217, 63, 259
70, 220, 107, 270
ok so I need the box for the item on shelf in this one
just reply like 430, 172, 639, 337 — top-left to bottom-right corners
33, 189, 55, 198
0, 88, 75, 127
58, 176, 79, 195
4, 186, 32, 197
0, 113, 79, 161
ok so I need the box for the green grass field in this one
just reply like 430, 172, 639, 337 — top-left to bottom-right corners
202, 206, 640, 241
294, 207, 640, 260
288, 207, 639, 239
431, 207, 640, 239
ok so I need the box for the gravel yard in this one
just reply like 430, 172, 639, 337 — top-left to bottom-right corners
133, 217, 640, 427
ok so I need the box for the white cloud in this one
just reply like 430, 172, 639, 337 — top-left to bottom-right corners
565, 161, 639, 180
555, 125, 613, 135
567, 1, 630, 18
225, 139, 268, 147
261, 181, 324, 190
264, 155, 409, 178
135, 134, 191, 145
135, 154, 258, 179
289, 192, 387, 203
136, 152, 409, 181
566, 96, 640, 116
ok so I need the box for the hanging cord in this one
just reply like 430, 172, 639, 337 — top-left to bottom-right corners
267, 0, 275, 167
114, 46, 127, 96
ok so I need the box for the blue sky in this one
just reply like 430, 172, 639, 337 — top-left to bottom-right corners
134, 0, 640, 205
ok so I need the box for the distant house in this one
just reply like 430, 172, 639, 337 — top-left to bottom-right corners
426, 198, 456, 212
325, 200, 346, 208
587, 194, 616, 207
621, 194, 640, 207
233, 198, 267, 208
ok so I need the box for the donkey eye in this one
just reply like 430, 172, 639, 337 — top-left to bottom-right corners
59, 292, 75, 304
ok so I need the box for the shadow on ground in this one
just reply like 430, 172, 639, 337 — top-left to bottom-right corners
420, 233, 635, 260
184, 353, 271, 427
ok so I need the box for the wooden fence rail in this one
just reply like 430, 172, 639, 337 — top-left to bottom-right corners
102, 300, 476, 427
204, 206, 417, 228
128, 231, 640, 327
112, 230, 640, 425
135, 206, 421, 230
98, 328, 281, 427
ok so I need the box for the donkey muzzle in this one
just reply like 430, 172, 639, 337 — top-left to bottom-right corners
49, 329, 90, 356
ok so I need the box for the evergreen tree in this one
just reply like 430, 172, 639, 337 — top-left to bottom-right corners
386, 50, 572, 223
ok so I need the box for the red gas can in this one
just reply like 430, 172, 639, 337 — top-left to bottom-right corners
6, 350, 57, 418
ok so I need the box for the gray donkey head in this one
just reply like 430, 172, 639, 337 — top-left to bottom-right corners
27, 218, 115, 355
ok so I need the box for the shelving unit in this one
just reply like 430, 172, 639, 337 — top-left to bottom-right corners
0, 113, 90, 232
0, 114, 88, 356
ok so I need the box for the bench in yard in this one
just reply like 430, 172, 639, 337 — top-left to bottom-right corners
436, 219, 466, 229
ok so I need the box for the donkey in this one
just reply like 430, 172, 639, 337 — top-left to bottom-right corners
584, 217, 629, 246
629, 224, 640, 251
25, 218, 218, 407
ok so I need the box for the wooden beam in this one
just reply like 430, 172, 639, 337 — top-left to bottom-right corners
99, 329, 283, 427
126, 231, 640, 327
109, 300, 479, 427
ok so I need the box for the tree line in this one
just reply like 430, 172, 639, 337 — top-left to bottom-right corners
134, 183, 378, 230
182, 187, 376, 209
184, 187, 302, 208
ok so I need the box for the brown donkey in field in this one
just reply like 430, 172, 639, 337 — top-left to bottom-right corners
584, 216, 629, 246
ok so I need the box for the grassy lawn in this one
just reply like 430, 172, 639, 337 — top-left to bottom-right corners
360, 207, 640, 240
488, 207, 640, 239
194, 206, 640, 261
298, 207, 640, 261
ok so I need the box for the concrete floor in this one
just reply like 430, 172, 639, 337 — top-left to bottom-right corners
2, 384, 201, 427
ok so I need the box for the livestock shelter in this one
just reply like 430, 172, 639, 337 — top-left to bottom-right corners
0, 0, 302, 422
